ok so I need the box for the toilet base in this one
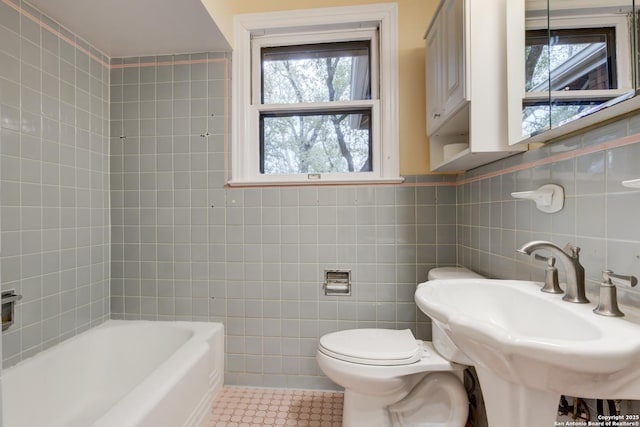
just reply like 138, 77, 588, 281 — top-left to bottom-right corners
342, 389, 396, 427
341, 371, 468, 427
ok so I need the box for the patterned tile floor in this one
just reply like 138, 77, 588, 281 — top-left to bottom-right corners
206, 387, 344, 427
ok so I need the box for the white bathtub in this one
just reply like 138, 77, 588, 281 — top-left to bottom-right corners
2, 320, 224, 427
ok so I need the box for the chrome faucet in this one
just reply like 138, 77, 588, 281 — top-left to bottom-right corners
516, 240, 589, 303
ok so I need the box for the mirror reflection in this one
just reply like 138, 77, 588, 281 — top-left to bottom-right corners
521, 1, 636, 139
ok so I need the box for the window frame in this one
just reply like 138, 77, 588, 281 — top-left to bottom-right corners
231, 4, 400, 186
524, 12, 632, 105
254, 30, 378, 179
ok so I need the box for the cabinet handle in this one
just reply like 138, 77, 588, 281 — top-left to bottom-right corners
433, 113, 441, 118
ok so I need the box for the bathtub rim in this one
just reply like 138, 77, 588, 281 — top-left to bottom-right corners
2, 319, 225, 427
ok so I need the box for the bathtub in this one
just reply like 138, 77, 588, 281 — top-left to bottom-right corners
2, 320, 224, 427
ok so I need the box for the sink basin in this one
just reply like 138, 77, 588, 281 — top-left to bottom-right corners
415, 278, 640, 427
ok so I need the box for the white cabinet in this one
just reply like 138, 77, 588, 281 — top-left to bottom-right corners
425, 0, 525, 172
425, 16, 443, 136
426, 0, 466, 135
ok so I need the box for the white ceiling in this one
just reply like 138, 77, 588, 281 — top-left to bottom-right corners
28, 0, 231, 58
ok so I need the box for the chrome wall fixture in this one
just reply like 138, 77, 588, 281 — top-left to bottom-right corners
511, 184, 564, 213
324, 270, 351, 296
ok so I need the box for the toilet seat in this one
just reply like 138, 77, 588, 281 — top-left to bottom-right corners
319, 329, 422, 366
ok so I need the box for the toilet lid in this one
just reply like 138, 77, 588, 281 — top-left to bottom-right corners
319, 329, 421, 366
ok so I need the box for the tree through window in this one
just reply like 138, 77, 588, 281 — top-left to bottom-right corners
259, 41, 374, 175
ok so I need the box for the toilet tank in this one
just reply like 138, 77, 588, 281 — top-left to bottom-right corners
427, 267, 484, 281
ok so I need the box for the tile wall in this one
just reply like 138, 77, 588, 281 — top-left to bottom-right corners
108, 53, 458, 388
0, 0, 111, 366
457, 115, 640, 308
109, 53, 229, 323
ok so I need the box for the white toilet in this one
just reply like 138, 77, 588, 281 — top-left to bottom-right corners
317, 266, 484, 427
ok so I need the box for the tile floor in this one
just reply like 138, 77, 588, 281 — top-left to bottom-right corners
206, 386, 344, 427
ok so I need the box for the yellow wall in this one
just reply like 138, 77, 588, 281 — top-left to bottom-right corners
202, 0, 439, 175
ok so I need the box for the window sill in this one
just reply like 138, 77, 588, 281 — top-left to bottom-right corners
226, 176, 405, 188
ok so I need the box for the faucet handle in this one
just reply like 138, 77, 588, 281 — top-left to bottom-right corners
603, 270, 638, 288
594, 270, 638, 317
563, 243, 580, 258
535, 254, 563, 294
534, 253, 555, 266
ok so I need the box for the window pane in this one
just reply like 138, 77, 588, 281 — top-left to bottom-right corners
261, 41, 371, 104
260, 110, 372, 174
525, 28, 617, 92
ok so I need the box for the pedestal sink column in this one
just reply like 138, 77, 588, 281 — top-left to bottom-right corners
476, 367, 560, 427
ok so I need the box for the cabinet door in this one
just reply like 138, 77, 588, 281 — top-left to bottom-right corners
441, 0, 465, 118
425, 17, 442, 135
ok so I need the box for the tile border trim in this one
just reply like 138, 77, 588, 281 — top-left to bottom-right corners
457, 133, 640, 186
2, 0, 110, 67
110, 58, 227, 69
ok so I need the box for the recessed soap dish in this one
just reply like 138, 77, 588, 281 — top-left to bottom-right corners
622, 179, 640, 188
511, 184, 564, 213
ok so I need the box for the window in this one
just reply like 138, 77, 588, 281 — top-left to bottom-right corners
258, 38, 375, 175
522, 13, 632, 136
231, 4, 400, 185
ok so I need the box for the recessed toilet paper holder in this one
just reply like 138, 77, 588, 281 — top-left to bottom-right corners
511, 184, 564, 213
2, 290, 22, 331
324, 270, 351, 296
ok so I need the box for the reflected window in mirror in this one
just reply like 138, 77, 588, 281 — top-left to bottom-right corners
515, 5, 634, 140
524, 27, 620, 135
545, 28, 616, 91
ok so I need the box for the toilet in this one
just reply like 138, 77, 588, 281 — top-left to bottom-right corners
317, 266, 484, 427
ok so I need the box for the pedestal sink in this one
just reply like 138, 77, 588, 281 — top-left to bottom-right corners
415, 278, 640, 427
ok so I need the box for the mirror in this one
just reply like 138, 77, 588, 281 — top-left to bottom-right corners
508, 0, 639, 145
